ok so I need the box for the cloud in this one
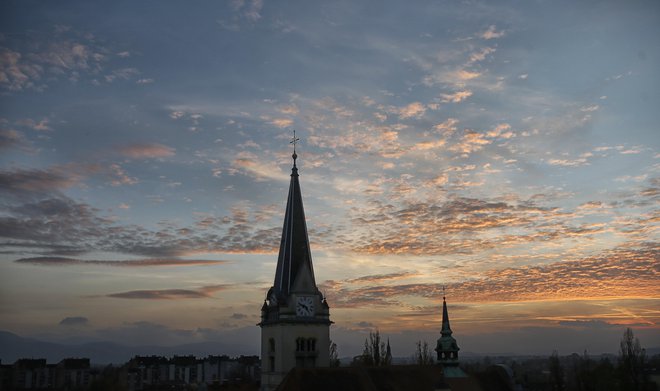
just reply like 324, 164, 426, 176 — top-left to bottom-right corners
0, 162, 143, 198
104, 67, 140, 83
1, 190, 288, 259
468, 47, 496, 64
116, 143, 176, 159
481, 25, 505, 40
108, 289, 209, 299
440, 90, 472, 103
278, 105, 299, 115
433, 118, 459, 135
59, 316, 89, 326
0, 167, 84, 194
547, 156, 590, 167
0, 197, 111, 246
16, 118, 52, 131
307, 122, 404, 159
270, 118, 293, 128
232, 151, 287, 181
107, 284, 228, 300
14, 257, 228, 267
428, 174, 448, 186
231, 0, 264, 22
452, 69, 481, 81
347, 272, 417, 284
414, 138, 446, 151
324, 243, 659, 308
449, 130, 492, 154
580, 105, 600, 112
170, 111, 185, 119
0, 48, 44, 91
398, 102, 426, 119
0, 28, 122, 91
485, 123, 512, 138
347, 194, 616, 256
557, 320, 618, 329
0, 129, 24, 150
109, 164, 138, 186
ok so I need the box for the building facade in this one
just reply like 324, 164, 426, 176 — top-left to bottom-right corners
259, 151, 331, 391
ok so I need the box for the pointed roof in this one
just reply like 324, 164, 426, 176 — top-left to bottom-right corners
441, 295, 453, 337
273, 152, 317, 298
436, 293, 461, 366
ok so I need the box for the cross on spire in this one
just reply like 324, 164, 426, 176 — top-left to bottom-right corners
290, 130, 300, 153
290, 130, 300, 166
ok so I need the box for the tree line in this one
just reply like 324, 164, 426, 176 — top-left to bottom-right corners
338, 328, 657, 391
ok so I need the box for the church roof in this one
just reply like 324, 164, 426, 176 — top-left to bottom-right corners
441, 295, 453, 338
272, 152, 317, 298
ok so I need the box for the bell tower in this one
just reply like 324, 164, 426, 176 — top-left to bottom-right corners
435, 291, 466, 378
259, 135, 331, 391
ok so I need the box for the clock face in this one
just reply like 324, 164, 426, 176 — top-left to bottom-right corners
296, 296, 315, 317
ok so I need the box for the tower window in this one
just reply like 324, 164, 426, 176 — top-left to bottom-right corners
268, 338, 276, 372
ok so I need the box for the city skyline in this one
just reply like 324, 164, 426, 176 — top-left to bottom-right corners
1, 0, 658, 358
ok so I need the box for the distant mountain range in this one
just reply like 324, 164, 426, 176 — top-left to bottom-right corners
0, 331, 258, 365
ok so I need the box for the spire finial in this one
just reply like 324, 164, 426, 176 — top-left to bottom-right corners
443, 285, 446, 301
290, 130, 300, 164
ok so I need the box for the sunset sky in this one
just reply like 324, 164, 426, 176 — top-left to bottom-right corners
1, 0, 658, 359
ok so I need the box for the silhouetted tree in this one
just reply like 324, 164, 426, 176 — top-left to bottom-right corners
413, 340, 434, 365
329, 339, 340, 367
549, 350, 565, 391
359, 330, 390, 366
385, 338, 393, 365
619, 328, 647, 391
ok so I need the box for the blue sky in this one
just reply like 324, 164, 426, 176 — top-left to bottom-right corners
1, 0, 658, 358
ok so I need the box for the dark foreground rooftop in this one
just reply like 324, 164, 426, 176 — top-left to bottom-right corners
276, 365, 485, 391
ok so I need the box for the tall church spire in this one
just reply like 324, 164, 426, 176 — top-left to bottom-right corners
441, 293, 453, 338
436, 290, 466, 377
260, 133, 331, 391
272, 147, 317, 299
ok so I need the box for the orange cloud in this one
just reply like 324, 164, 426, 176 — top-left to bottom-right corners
398, 102, 426, 119
270, 118, 293, 128
323, 244, 659, 309
481, 25, 505, 40
14, 257, 229, 267
117, 143, 175, 159
440, 90, 472, 103
107, 283, 230, 300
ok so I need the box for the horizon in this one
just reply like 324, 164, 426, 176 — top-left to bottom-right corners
3, 327, 658, 365
1, 0, 658, 361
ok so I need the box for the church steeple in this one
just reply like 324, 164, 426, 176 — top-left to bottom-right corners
436, 290, 466, 377
260, 134, 331, 391
441, 294, 453, 338
272, 150, 317, 299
